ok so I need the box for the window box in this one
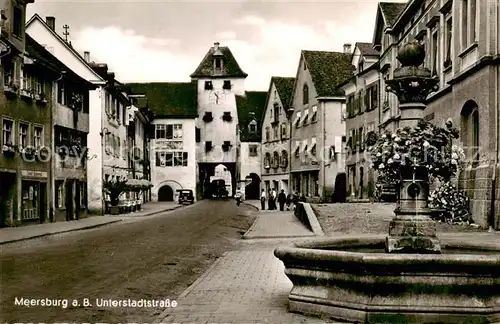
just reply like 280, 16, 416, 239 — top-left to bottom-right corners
2, 143, 16, 156
203, 112, 213, 123
20, 147, 36, 158
222, 112, 232, 122
35, 92, 48, 104
20, 88, 35, 100
4, 82, 19, 96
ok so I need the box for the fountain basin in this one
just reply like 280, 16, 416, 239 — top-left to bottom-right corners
274, 235, 500, 324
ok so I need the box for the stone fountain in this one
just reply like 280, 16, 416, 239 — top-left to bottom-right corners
274, 42, 500, 324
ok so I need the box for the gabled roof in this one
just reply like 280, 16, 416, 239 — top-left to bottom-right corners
126, 82, 198, 118
190, 44, 248, 78
236, 91, 267, 142
25, 34, 95, 89
272, 77, 295, 109
301, 50, 355, 97
25, 14, 105, 84
356, 42, 380, 57
379, 2, 407, 26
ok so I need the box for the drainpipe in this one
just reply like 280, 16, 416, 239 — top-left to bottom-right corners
322, 101, 326, 201
490, 4, 499, 231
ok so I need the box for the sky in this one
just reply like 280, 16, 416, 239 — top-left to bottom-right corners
27, 0, 406, 91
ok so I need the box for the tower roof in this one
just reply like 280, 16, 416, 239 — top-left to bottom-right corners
190, 42, 248, 78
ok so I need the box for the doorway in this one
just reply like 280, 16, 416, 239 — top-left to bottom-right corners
359, 167, 364, 199
39, 182, 46, 223
0, 173, 15, 227
65, 180, 74, 221
244, 173, 260, 200
158, 185, 174, 201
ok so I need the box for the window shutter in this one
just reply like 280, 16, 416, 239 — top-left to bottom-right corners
182, 152, 188, 166
156, 152, 161, 166
195, 127, 201, 143
373, 84, 378, 108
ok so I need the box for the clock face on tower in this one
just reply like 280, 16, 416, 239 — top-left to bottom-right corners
209, 89, 226, 105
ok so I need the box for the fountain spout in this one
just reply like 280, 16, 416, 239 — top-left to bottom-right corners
384, 41, 440, 254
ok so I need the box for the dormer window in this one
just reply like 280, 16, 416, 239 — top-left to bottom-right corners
303, 84, 309, 105
205, 81, 213, 90
214, 58, 223, 72
248, 120, 257, 133
273, 103, 279, 123
223, 80, 231, 90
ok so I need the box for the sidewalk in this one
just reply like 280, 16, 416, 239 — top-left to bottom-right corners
154, 232, 500, 324
0, 201, 186, 245
243, 210, 315, 239
154, 245, 338, 324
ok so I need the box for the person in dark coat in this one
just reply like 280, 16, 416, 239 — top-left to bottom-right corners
286, 194, 292, 210
260, 189, 266, 210
278, 189, 287, 211
267, 189, 273, 210
299, 193, 306, 202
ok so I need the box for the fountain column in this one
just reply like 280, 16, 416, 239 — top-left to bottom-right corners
384, 42, 441, 253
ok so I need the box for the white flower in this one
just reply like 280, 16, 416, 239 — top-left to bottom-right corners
392, 133, 397, 139
423, 141, 430, 147
452, 145, 458, 150
451, 159, 457, 165
388, 158, 394, 164
451, 153, 458, 159
382, 134, 387, 139
405, 140, 411, 146
376, 152, 382, 157
379, 163, 385, 169
395, 137, 401, 142
393, 153, 400, 160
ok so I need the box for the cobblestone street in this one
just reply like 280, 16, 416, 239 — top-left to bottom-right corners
0, 200, 256, 323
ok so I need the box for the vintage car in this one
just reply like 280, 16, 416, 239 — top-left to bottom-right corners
177, 189, 194, 204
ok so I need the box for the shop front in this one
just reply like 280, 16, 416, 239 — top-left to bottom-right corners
19, 170, 49, 225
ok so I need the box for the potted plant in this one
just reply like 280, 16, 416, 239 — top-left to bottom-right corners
4, 81, 19, 96
103, 178, 130, 215
2, 142, 16, 156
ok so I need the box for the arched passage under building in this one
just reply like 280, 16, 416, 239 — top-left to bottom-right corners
245, 173, 260, 200
158, 185, 174, 201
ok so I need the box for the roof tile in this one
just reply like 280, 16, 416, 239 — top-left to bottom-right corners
126, 82, 198, 118
190, 45, 248, 78
379, 2, 407, 26
302, 51, 355, 97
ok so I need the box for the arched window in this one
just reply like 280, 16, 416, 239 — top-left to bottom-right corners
460, 100, 480, 166
280, 150, 288, 168
264, 152, 271, 169
273, 151, 280, 169
303, 84, 309, 105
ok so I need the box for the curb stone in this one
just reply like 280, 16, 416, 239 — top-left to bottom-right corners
0, 219, 123, 245
242, 201, 259, 211
0, 203, 192, 245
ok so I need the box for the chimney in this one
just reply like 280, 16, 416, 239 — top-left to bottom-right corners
46, 16, 55, 31
343, 43, 352, 53
84, 51, 90, 63
214, 42, 220, 51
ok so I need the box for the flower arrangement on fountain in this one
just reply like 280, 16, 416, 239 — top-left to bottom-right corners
428, 181, 471, 224
369, 119, 463, 183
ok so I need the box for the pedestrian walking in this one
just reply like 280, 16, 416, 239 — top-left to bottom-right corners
278, 189, 286, 211
271, 188, 277, 210
260, 189, 266, 210
267, 189, 273, 210
292, 191, 299, 211
285, 193, 292, 210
